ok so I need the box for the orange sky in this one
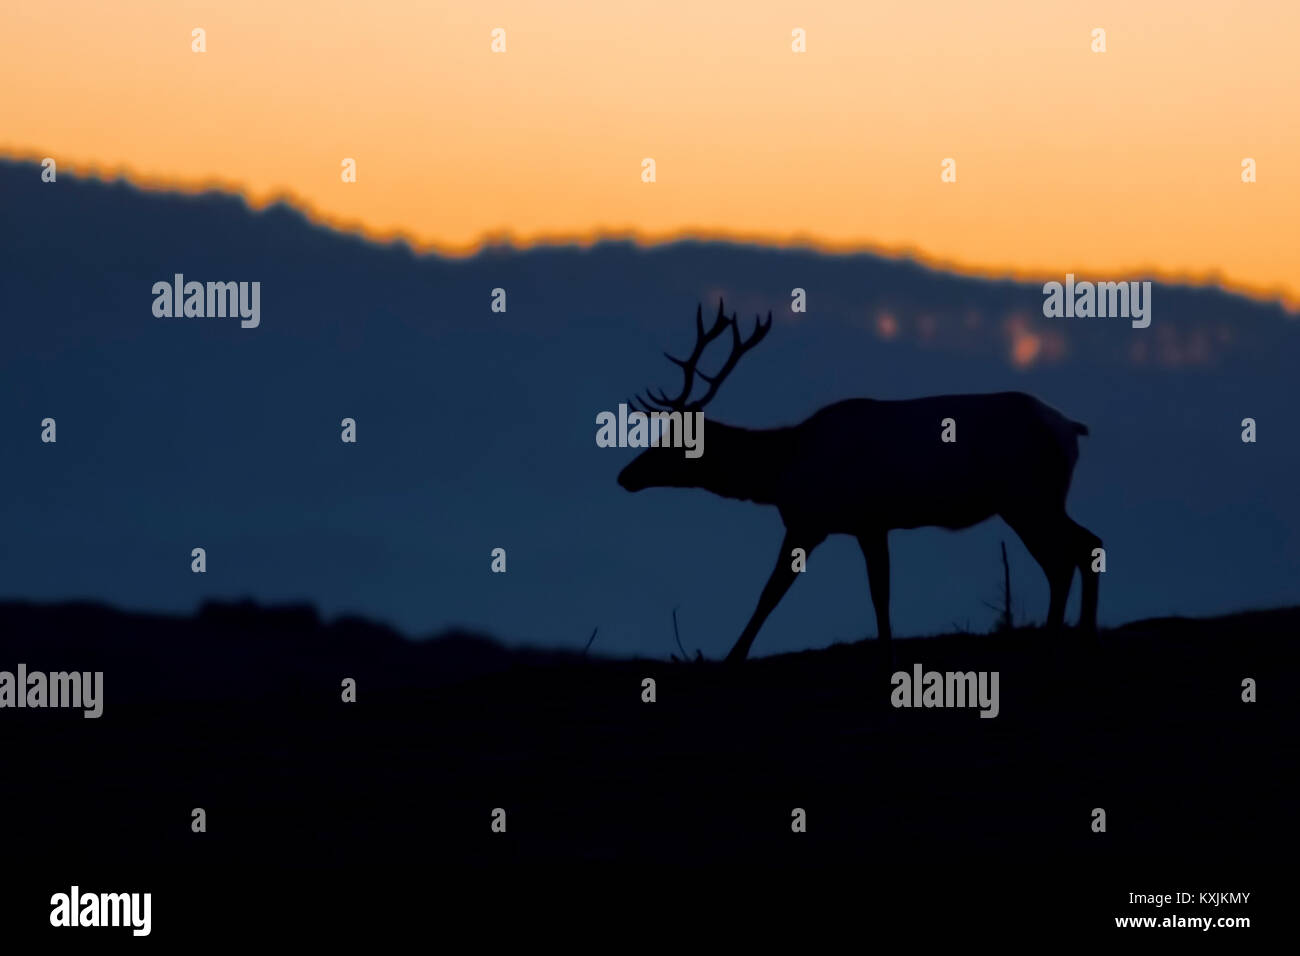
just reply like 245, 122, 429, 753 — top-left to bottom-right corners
3, 1, 1297, 305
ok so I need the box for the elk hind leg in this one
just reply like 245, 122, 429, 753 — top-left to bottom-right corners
856, 532, 892, 643
1068, 518, 1102, 634
855, 531, 897, 677
1003, 513, 1075, 631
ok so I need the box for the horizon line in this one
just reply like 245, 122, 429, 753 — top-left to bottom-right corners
6, 149, 1298, 315
3, 593, 1295, 656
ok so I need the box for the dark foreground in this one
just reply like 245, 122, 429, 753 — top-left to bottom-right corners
0, 600, 1291, 939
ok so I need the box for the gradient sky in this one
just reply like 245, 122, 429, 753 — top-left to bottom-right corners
3, 1, 1298, 304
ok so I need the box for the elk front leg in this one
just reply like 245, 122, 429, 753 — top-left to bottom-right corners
724, 531, 822, 663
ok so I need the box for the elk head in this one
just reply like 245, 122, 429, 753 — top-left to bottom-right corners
617, 299, 772, 493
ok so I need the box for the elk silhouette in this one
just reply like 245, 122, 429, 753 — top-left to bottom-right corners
618, 300, 1102, 662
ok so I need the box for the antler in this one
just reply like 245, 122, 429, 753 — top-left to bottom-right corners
633, 299, 772, 414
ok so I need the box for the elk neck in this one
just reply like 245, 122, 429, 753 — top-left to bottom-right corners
690, 419, 798, 505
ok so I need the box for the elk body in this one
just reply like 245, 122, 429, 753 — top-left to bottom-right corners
617, 301, 1102, 663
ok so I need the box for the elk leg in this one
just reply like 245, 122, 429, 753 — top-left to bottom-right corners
857, 531, 896, 685
1003, 514, 1074, 631
724, 531, 822, 663
856, 532, 892, 643
1068, 518, 1102, 634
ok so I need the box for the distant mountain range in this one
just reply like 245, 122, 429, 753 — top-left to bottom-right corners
3, 158, 1298, 656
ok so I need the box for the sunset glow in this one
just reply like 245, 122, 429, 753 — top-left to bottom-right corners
3, 1, 1297, 305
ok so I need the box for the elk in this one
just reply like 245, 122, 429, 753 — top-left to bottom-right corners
617, 300, 1101, 662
